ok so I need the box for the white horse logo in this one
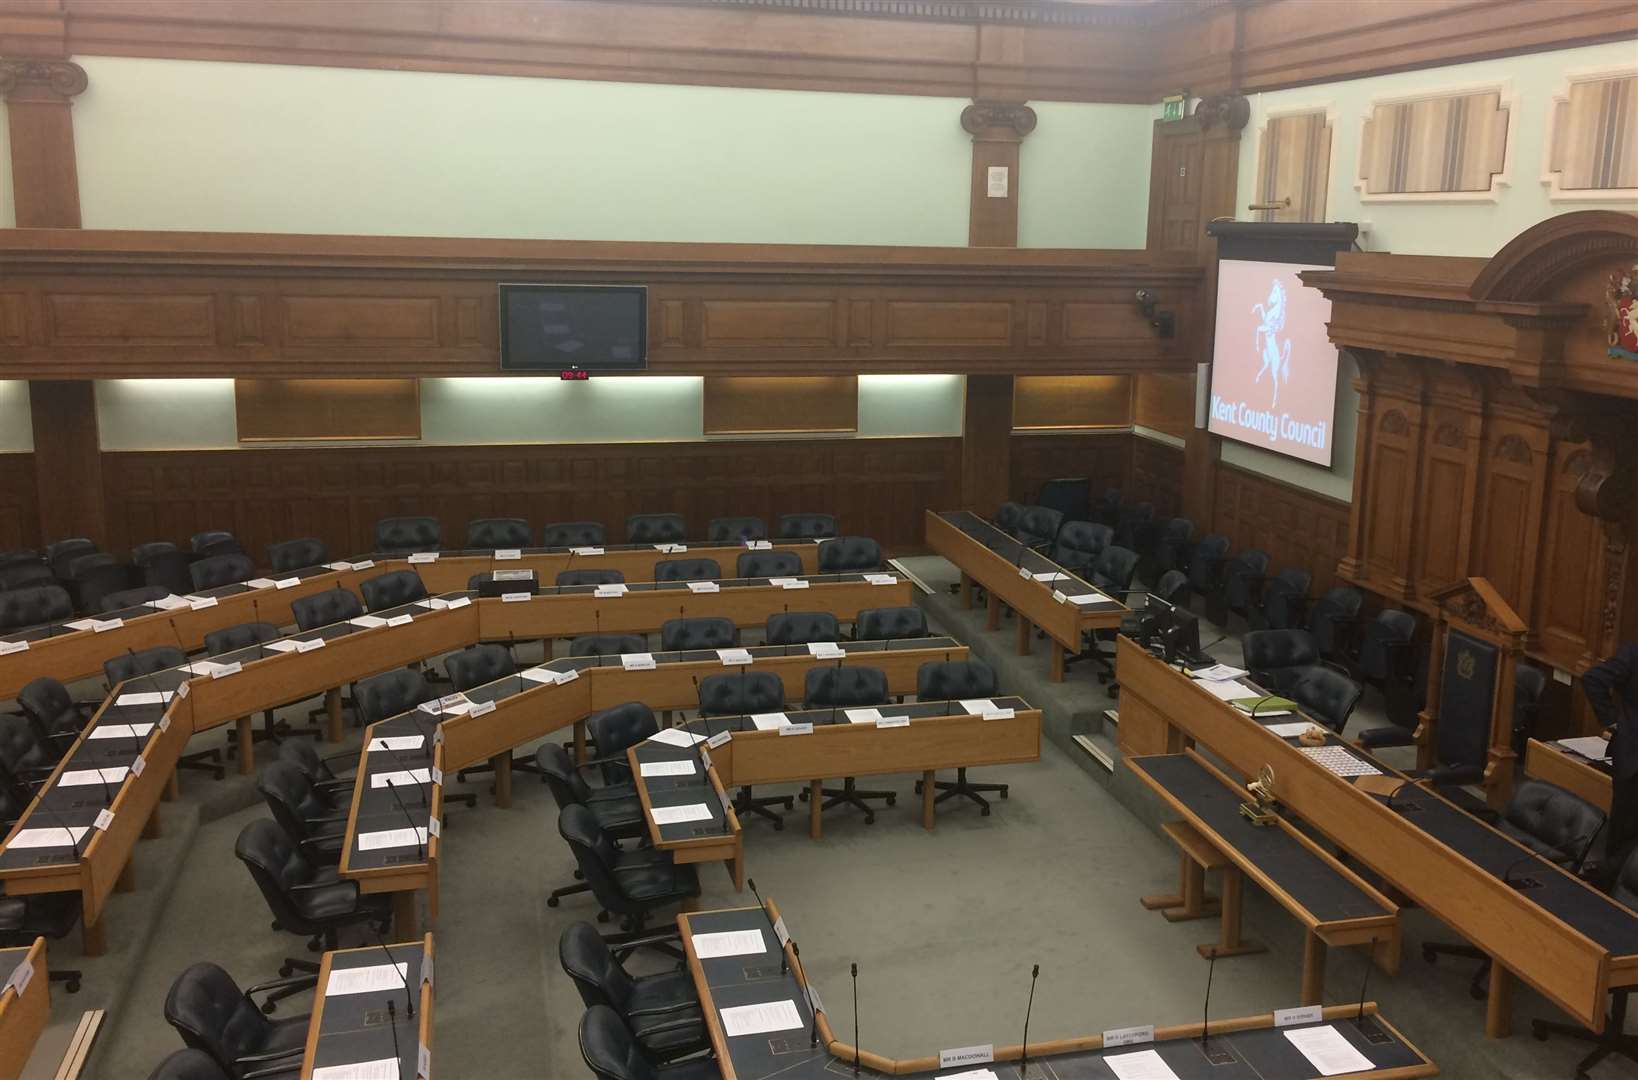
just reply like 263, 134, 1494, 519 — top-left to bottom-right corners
1252, 278, 1293, 408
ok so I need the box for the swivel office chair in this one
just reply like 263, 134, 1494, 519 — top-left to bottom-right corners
255, 761, 347, 865
579, 1003, 720, 1080
100, 585, 172, 613
70, 555, 134, 614
358, 570, 428, 613
189, 531, 241, 558
764, 611, 839, 647
539, 743, 646, 910
104, 646, 226, 780
1286, 666, 1364, 735
162, 962, 313, 1078
373, 516, 441, 555
1307, 586, 1365, 664
289, 588, 362, 632
266, 538, 328, 574
1259, 567, 1313, 631
1050, 521, 1111, 574
559, 569, 626, 587
1355, 609, 1421, 727
204, 621, 318, 748
0, 561, 53, 591
465, 517, 531, 550
233, 818, 392, 959
132, 540, 179, 568
1220, 549, 1271, 631
1014, 506, 1064, 551
45, 538, 98, 580
993, 502, 1025, 536
16, 676, 94, 746
776, 512, 836, 540
444, 643, 538, 786
802, 665, 894, 822
0, 714, 59, 789
653, 558, 721, 583
735, 551, 801, 578
659, 618, 736, 652
706, 516, 767, 543
570, 633, 649, 660
558, 804, 700, 940
560, 923, 709, 1063
544, 521, 607, 548
1182, 534, 1231, 609
697, 671, 790, 828
817, 536, 881, 573
1241, 629, 1321, 695
914, 659, 1008, 814
355, 670, 478, 811
584, 703, 661, 785
0, 891, 82, 993
188, 554, 255, 592
0, 584, 73, 631
626, 514, 687, 545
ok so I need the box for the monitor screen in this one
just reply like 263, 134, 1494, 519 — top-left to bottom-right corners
498, 284, 647, 372
1208, 259, 1341, 467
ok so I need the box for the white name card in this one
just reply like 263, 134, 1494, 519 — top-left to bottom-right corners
210, 661, 242, 679
274, 577, 301, 590
780, 579, 810, 590
467, 699, 497, 717
864, 573, 898, 586
779, 722, 813, 736
983, 709, 1015, 721
621, 653, 656, 671
4, 958, 34, 997
94, 808, 115, 831
494, 549, 522, 560
594, 584, 628, 598
408, 553, 439, 564
706, 729, 732, 749
1274, 1005, 1325, 1027
570, 547, 604, 556
1102, 1025, 1155, 1048
718, 648, 753, 666
188, 596, 219, 610
386, 614, 414, 627
445, 595, 472, 609
0, 640, 28, 655
939, 1045, 995, 1069
806, 641, 845, 658
687, 581, 720, 594
501, 592, 532, 603
294, 637, 326, 653
876, 714, 910, 729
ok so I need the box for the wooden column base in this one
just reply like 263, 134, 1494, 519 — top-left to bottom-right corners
986, 594, 1001, 631
1486, 959, 1513, 1038
325, 688, 344, 743
960, 573, 974, 610
236, 715, 255, 775
81, 913, 106, 956
1300, 928, 1328, 1006
1016, 616, 1032, 656
492, 752, 512, 808
921, 770, 935, 830
1198, 867, 1265, 960
392, 890, 421, 939
808, 779, 823, 839
1050, 641, 1066, 682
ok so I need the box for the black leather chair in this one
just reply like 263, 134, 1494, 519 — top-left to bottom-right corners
1112, 502, 1155, 552
777, 512, 836, 540
1424, 780, 1605, 998
205, 621, 316, 748
234, 818, 391, 956
0, 714, 58, 792
1531, 846, 1638, 1074
354, 669, 433, 724
1287, 666, 1364, 734
626, 514, 686, 545
993, 501, 1025, 536
46, 538, 98, 580
802, 665, 893, 821
1145, 517, 1195, 581
571, 634, 649, 660
1035, 477, 1091, 524
0, 891, 82, 993
1073, 545, 1142, 683
162, 961, 313, 1079
266, 538, 327, 574
697, 671, 791, 828
373, 516, 441, 554
105, 646, 226, 779
539, 743, 646, 909
544, 521, 607, 548
653, 558, 720, 583
0, 584, 73, 631
817, 536, 881, 573
0, 549, 39, 572
584, 702, 661, 785
0, 561, 53, 591
276, 740, 357, 800
707, 517, 767, 543
70, 555, 133, 613
1050, 521, 1111, 573
445, 643, 516, 691
1090, 486, 1122, 524
558, 804, 700, 938
16, 676, 93, 748
854, 605, 927, 642
466, 517, 531, 550
1014, 506, 1064, 551
1511, 663, 1549, 753
765, 611, 839, 646
256, 761, 347, 865
359, 569, 428, 612
735, 551, 801, 578
142, 550, 196, 596
1242, 629, 1321, 694
560, 922, 708, 1063
1308, 586, 1364, 663
659, 617, 736, 652
915, 659, 1008, 814
1260, 567, 1313, 631
190, 531, 241, 557
100, 584, 172, 612
1356, 609, 1421, 729
579, 1003, 719, 1080
290, 588, 363, 632
147, 1048, 233, 1080
189, 554, 255, 592
559, 569, 627, 587
1182, 534, 1231, 608
1221, 549, 1271, 630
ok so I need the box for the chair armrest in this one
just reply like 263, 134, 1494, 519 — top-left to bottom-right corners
1358, 726, 1415, 750
235, 1046, 307, 1066
626, 1000, 702, 1019
243, 1064, 301, 1080
289, 880, 360, 899
244, 974, 318, 999
609, 926, 683, 963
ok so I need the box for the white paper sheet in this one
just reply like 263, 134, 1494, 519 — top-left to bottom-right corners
520, 667, 560, 684
245, 578, 277, 589
650, 728, 706, 748
1065, 593, 1117, 606
806, 642, 845, 658
687, 581, 720, 594
959, 698, 998, 715
1190, 663, 1249, 682
265, 639, 300, 653
357, 828, 429, 851
324, 962, 409, 996
151, 594, 192, 610
369, 735, 425, 752
621, 653, 656, 671
312, 1060, 399, 1080
349, 615, 388, 629
88, 723, 154, 740
7, 827, 88, 849
1103, 1049, 1181, 1080
0, 640, 26, 656
115, 691, 173, 707
1283, 1025, 1374, 1076
1559, 736, 1612, 762
844, 708, 882, 724
650, 804, 712, 825
371, 769, 432, 788
718, 648, 753, 666
864, 573, 898, 585
640, 760, 696, 778
1299, 746, 1381, 777
690, 929, 766, 959
1031, 571, 1068, 583
1265, 721, 1315, 737
719, 999, 803, 1037
1198, 679, 1256, 702
941, 1071, 999, 1080
751, 713, 788, 731
59, 767, 128, 787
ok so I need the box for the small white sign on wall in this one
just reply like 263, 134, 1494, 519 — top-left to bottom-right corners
986, 165, 1009, 198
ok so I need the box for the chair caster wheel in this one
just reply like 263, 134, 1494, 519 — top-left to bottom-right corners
1421, 945, 1436, 964
279, 963, 293, 977
597, 910, 610, 923
773, 819, 784, 831
547, 897, 560, 908
1468, 985, 1486, 1001
798, 789, 809, 801
886, 795, 896, 806
65, 980, 80, 993
864, 814, 875, 825
1531, 1023, 1547, 1041
263, 1001, 277, 1015
914, 782, 923, 795
981, 806, 991, 817
573, 869, 584, 880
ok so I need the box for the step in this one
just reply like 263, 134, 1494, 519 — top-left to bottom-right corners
1073, 733, 1115, 773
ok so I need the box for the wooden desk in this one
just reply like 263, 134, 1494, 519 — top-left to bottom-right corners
1116, 637, 1638, 1038
1130, 749, 1401, 1005
628, 738, 744, 892
925, 509, 1126, 681
389, 540, 821, 593
1525, 737, 1613, 813
338, 715, 445, 938
680, 899, 1437, 1080
300, 934, 433, 1080
0, 938, 48, 1080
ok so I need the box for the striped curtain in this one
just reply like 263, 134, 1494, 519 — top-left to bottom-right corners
1359, 91, 1509, 195
1549, 75, 1637, 191
1254, 112, 1332, 222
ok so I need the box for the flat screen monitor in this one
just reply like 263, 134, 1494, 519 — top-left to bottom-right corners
498, 284, 647, 372
1208, 259, 1341, 466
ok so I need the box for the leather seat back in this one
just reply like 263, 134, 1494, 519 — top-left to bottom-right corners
267, 537, 328, 573
203, 621, 280, 656
445, 643, 516, 691
1262, 568, 1312, 630
543, 521, 607, 548
1500, 780, 1605, 867
148, 1048, 233, 1080
1308, 586, 1364, 655
737, 551, 802, 578
538, 744, 595, 810
359, 569, 428, 612
356, 668, 433, 724
765, 611, 839, 645
993, 502, 1025, 534
660, 617, 736, 651
916, 659, 998, 701
560, 922, 638, 1011
854, 606, 926, 641
374, 516, 441, 554
1015, 505, 1064, 548
707, 516, 767, 543
1091, 545, 1139, 593
0, 584, 72, 629
1241, 629, 1319, 689
466, 518, 531, 550
46, 539, 98, 579
625, 514, 686, 544
777, 512, 836, 539
653, 558, 721, 583
132, 540, 179, 566
291, 587, 363, 631
569, 633, 648, 658
578, 1004, 654, 1080
163, 962, 273, 1073
1288, 666, 1363, 733
1186, 534, 1231, 592
17, 677, 75, 737
804, 665, 888, 708
0, 563, 54, 591
557, 569, 626, 587
188, 554, 255, 591
697, 671, 783, 716
584, 703, 659, 778
233, 818, 323, 932
1224, 549, 1272, 613
817, 536, 881, 572
104, 645, 186, 687
190, 531, 239, 556
1051, 521, 1110, 568
100, 585, 171, 613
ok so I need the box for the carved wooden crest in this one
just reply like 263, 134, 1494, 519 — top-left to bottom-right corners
1427, 577, 1527, 647
1607, 262, 1638, 362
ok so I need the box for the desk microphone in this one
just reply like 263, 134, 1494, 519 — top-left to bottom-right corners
507, 630, 524, 695
167, 617, 187, 659
851, 961, 860, 1076
1500, 852, 1543, 890
385, 999, 406, 1080
1019, 963, 1040, 1079
1383, 779, 1415, 815
33, 794, 87, 858
594, 609, 604, 666
371, 925, 417, 1019
126, 648, 165, 764
384, 779, 425, 862
792, 943, 819, 1048
378, 737, 428, 807
744, 878, 785, 975
1573, 818, 1606, 875
829, 656, 844, 727
1199, 947, 1227, 1062
250, 597, 269, 658
688, 676, 715, 789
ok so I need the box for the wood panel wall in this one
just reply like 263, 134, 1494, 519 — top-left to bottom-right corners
1213, 465, 1353, 594
1128, 435, 1186, 521
0, 231, 1201, 379
0, 455, 40, 552
1009, 431, 1133, 511
98, 437, 963, 561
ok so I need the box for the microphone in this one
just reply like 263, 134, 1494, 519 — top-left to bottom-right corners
383, 779, 425, 862
689, 676, 713, 787
1200, 946, 1218, 1059
1574, 818, 1606, 875
508, 630, 524, 695
167, 617, 187, 657
385, 999, 406, 1080
1501, 852, 1542, 890
744, 878, 786, 975
32, 795, 86, 858
851, 961, 860, 1076
829, 656, 844, 728
126, 648, 164, 763
1020, 963, 1039, 1079
370, 924, 416, 1018
793, 943, 819, 1048
594, 608, 603, 666
1383, 779, 1414, 815
377, 738, 428, 807
250, 598, 268, 658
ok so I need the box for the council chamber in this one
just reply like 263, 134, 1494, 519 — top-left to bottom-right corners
0, 2, 1635, 1079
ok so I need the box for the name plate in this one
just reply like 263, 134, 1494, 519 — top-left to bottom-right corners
876, 715, 910, 729
407, 552, 439, 563
501, 592, 532, 603
1102, 1025, 1154, 1048
274, 577, 301, 589
939, 1045, 995, 1069
570, 547, 604, 556
718, 648, 753, 666
294, 637, 325, 653
188, 596, 219, 610
983, 708, 1016, 721
0, 640, 28, 655
211, 662, 242, 679
621, 653, 656, 671
594, 584, 627, 598
687, 581, 720, 594
494, 549, 522, 560
1274, 1005, 1324, 1027
779, 722, 813, 736
468, 699, 497, 717
706, 730, 732, 750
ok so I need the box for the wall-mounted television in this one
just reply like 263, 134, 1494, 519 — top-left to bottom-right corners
498, 284, 647, 372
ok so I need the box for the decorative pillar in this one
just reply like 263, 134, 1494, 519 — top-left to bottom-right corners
961, 101, 1035, 248
0, 58, 87, 227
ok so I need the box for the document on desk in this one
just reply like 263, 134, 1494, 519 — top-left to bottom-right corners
8, 826, 89, 849
1198, 679, 1256, 702
641, 760, 696, 778
325, 962, 409, 997
357, 827, 429, 851
690, 928, 765, 958
151, 594, 192, 610
369, 735, 424, 752
89, 723, 154, 740
1190, 663, 1248, 682
751, 712, 788, 731
1065, 593, 1119, 606
1031, 571, 1068, 584
941, 1071, 999, 1080
959, 698, 998, 715
650, 728, 706, 748
349, 614, 388, 628
1559, 736, 1612, 762
115, 690, 173, 707
718, 648, 754, 666
845, 708, 882, 724
807, 641, 845, 658
312, 1060, 399, 1080
650, 803, 712, 825
864, 573, 898, 585
719, 999, 803, 1037
1283, 1025, 1373, 1075
245, 578, 278, 589
687, 581, 720, 594
1103, 1049, 1181, 1080
264, 639, 301, 653
1265, 721, 1314, 737
60, 767, 129, 787
520, 666, 560, 684
371, 769, 431, 788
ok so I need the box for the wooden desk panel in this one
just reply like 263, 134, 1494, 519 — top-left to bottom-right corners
408, 542, 820, 592
0, 939, 48, 1080
1525, 738, 1613, 813
300, 934, 433, 1080
1116, 637, 1631, 1035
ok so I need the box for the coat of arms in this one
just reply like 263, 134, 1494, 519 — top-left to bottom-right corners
1610, 263, 1638, 362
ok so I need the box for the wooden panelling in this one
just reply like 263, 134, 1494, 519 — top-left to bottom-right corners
1212, 465, 1352, 592
1537, 443, 1609, 668
1128, 434, 1185, 521
29, 380, 103, 545
234, 379, 422, 442
701, 376, 856, 435
1010, 430, 1133, 511
98, 437, 962, 561
0, 454, 40, 552
1133, 371, 1195, 440
961, 374, 1013, 514
0, 230, 1201, 378
1012, 375, 1131, 430
0, 58, 85, 228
